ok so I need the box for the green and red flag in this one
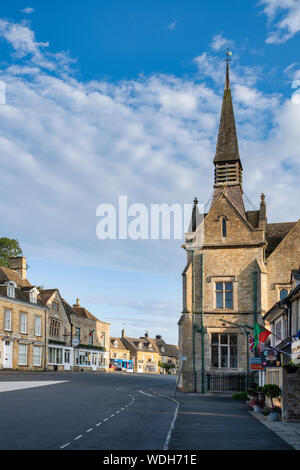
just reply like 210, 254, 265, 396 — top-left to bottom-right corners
254, 323, 271, 351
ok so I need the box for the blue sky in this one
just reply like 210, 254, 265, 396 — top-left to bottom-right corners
0, 1, 300, 343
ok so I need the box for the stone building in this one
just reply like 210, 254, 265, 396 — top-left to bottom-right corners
148, 335, 179, 374
39, 288, 73, 371
0, 257, 47, 371
122, 331, 160, 373
178, 58, 300, 392
62, 298, 110, 372
109, 333, 132, 371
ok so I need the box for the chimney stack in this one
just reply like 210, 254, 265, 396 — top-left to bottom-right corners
9, 257, 27, 280
73, 298, 80, 307
145, 331, 149, 338
121, 329, 125, 338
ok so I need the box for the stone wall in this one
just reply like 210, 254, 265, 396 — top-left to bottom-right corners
282, 367, 300, 422
266, 221, 300, 309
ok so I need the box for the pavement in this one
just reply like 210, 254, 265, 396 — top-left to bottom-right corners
250, 411, 300, 450
167, 391, 294, 450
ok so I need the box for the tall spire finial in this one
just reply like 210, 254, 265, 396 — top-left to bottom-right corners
225, 48, 232, 90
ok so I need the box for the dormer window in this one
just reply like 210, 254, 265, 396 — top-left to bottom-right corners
113, 340, 118, 348
30, 291, 37, 304
138, 342, 142, 349
7, 282, 16, 298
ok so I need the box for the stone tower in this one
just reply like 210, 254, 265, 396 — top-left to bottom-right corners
178, 56, 300, 393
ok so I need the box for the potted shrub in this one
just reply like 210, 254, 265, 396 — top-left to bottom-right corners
262, 384, 281, 421
252, 397, 264, 413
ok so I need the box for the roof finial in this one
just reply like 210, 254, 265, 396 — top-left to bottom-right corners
225, 48, 232, 91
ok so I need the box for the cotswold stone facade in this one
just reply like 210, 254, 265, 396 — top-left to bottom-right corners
178, 59, 300, 392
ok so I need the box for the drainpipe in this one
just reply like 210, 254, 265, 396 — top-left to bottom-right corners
253, 271, 257, 327
192, 249, 196, 392
200, 253, 205, 394
44, 308, 47, 372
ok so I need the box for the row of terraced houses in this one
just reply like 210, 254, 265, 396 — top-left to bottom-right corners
0, 256, 178, 374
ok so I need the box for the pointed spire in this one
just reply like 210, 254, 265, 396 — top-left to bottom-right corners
214, 50, 241, 169
225, 49, 230, 91
192, 197, 198, 232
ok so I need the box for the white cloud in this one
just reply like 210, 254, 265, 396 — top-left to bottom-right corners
210, 34, 234, 52
0, 18, 299, 341
20, 7, 35, 14
260, 0, 300, 43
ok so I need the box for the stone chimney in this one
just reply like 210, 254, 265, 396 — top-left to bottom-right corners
145, 331, 149, 339
121, 329, 125, 338
156, 335, 162, 340
73, 298, 80, 307
9, 257, 27, 280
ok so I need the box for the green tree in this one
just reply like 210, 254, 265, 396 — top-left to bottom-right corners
0, 238, 23, 268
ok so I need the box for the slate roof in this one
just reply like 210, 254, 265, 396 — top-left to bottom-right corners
0, 266, 31, 288
110, 337, 129, 351
246, 210, 260, 229
0, 265, 45, 307
39, 289, 57, 304
266, 222, 297, 257
122, 336, 158, 353
214, 61, 241, 167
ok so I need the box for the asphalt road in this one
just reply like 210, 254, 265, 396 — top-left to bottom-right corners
0, 372, 176, 450
0, 372, 294, 451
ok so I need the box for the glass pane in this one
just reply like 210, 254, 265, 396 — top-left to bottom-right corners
225, 282, 233, 291
230, 335, 237, 345
221, 334, 228, 344
211, 334, 219, 344
216, 292, 223, 308
222, 218, 226, 238
220, 346, 228, 368
230, 347, 237, 368
225, 291, 233, 309
211, 345, 219, 367
216, 282, 223, 291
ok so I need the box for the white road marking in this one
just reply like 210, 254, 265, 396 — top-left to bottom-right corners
60, 443, 70, 449
0, 381, 69, 393
59, 394, 134, 449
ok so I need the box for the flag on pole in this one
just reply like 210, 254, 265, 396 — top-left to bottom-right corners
249, 336, 255, 352
254, 323, 271, 352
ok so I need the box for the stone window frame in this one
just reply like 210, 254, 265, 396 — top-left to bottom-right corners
210, 331, 238, 370
274, 283, 291, 302
210, 275, 237, 312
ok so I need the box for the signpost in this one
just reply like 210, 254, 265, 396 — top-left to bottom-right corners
173, 356, 186, 398
72, 337, 80, 348
250, 357, 264, 371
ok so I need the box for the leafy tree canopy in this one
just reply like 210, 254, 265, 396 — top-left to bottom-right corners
0, 238, 23, 268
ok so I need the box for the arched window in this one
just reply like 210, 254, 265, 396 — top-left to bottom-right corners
7, 282, 16, 298
222, 217, 227, 238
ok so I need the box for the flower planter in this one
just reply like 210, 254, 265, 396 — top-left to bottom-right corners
267, 410, 279, 421
253, 404, 262, 414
